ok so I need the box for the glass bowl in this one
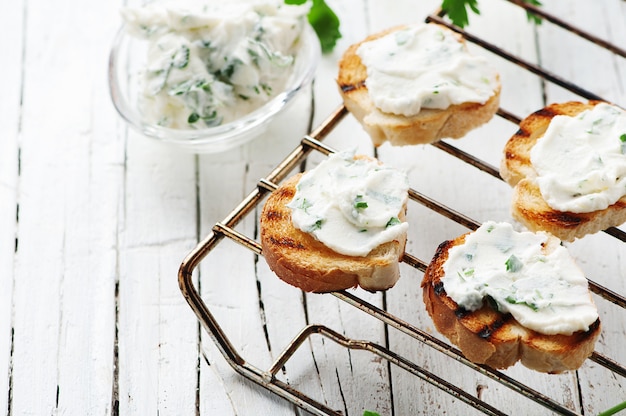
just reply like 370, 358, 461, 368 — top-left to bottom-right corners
108, 20, 321, 153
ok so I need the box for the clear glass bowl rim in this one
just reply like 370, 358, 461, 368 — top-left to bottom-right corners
107, 18, 321, 150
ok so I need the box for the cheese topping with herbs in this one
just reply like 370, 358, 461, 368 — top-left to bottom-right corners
287, 151, 409, 257
530, 102, 626, 213
121, 0, 308, 129
441, 221, 598, 335
355, 24, 499, 117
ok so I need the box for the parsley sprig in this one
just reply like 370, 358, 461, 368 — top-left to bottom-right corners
285, 0, 342, 53
441, 0, 543, 28
288, 0, 543, 54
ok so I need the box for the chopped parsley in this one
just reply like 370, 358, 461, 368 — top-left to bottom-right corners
309, 219, 323, 231
504, 254, 523, 272
385, 217, 401, 228
354, 195, 368, 210
620, 133, 626, 154
505, 295, 539, 312
299, 198, 313, 212
172, 45, 190, 69
188, 112, 201, 124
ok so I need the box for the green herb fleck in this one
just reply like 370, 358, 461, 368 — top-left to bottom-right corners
587, 117, 604, 134
188, 112, 200, 124
504, 254, 523, 272
620, 133, 626, 154
386, 217, 401, 228
505, 296, 539, 311
299, 198, 313, 211
363, 411, 381, 416
354, 195, 368, 210
172, 45, 190, 69
309, 219, 323, 231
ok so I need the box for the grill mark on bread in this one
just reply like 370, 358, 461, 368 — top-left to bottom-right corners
533, 107, 558, 119
264, 209, 284, 221
477, 315, 511, 340
433, 281, 445, 295
268, 236, 306, 250
454, 306, 469, 319
549, 211, 589, 228
582, 319, 601, 339
513, 128, 530, 138
340, 81, 365, 93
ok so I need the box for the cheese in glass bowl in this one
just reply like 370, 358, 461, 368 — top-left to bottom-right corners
108, 0, 320, 153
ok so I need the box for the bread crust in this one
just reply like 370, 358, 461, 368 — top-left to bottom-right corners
500, 101, 626, 241
260, 172, 407, 293
337, 24, 501, 146
421, 233, 601, 373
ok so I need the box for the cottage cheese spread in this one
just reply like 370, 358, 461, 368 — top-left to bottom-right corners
121, 0, 308, 129
355, 24, 499, 117
442, 221, 598, 335
530, 102, 626, 213
287, 151, 409, 257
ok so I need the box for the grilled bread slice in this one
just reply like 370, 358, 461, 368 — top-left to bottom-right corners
422, 232, 601, 373
500, 100, 626, 241
260, 173, 407, 293
337, 24, 501, 146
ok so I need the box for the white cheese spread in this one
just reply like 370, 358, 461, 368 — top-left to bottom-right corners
287, 151, 409, 257
530, 102, 626, 213
121, 0, 308, 129
355, 24, 499, 117
441, 221, 598, 335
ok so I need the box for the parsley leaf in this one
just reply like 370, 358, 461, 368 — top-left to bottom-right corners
285, 0, 342, 53
386, 217, 401, 228
354, 195, 368, 210
441, 0, 480, 29
441, 0, 542, 28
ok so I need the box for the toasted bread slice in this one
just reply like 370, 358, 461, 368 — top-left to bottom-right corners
500, 101, 626, 241
422, 232, 601, 373
260, 173, 407, 293
337, 24, 501, 146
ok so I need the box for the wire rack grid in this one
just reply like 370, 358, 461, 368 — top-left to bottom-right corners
178, 3, 626, 415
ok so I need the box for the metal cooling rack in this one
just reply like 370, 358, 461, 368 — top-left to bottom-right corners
178, 3, 626, 415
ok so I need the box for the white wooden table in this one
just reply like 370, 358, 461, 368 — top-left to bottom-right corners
2, 0, 625, 415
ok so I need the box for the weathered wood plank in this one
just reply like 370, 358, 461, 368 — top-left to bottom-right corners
116, 133, 200, 415
8, 0, 124, 414
0, 1, 23, 414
